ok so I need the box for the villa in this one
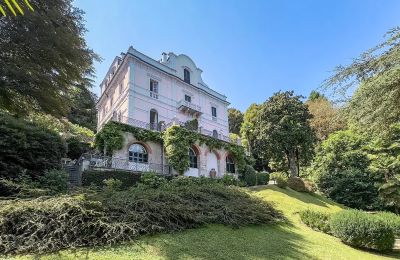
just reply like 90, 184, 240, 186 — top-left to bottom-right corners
96, 47, 239, 177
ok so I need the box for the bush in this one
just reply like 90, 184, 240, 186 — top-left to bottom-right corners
241, 165, 257, 186
103, 178, 123, 194
256, 172, 269, 185
82, 170, 140, 188
220, 174, 238, 186
66, 137, 91, 160
139, 172, 168, 188
0, 179, 21, 197
330, 210, 395, 252
38, 169, 69, 194
299, 209, 331, 234
0, 113, 66, 179
0, 182, 284, 254
288, 177, 307, 192
270, 172, 288, 188
376, 211, 400, 237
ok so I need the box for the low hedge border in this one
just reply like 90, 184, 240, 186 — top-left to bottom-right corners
82, 170, 142, 188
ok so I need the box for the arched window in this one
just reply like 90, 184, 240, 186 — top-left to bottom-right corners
150, 109, 158, 130
184, 68, 190, 84
226, 156, 235, 173
129, 143, 148, 163
212, 130, 218, 138
189, 147, 198, 168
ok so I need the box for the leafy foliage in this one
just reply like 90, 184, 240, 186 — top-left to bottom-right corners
240, 103, 260, 155
299, 209, 332, 234
0, 0, 99, 117
38, 169, 69, 194
309, 130, 383, 210
330, 210, 395, 252
0, 182, 283, 255
270, 172, 288, 189
0, 113, 66, 179
66, 137, 91, 160
138, 172, 168, 188
324, 27, 400, 136
254, 91, 316, 177
82, 170, 141, 189
67, 88, 98, 131
306, 97, 346, 140
228, 108, 244, 135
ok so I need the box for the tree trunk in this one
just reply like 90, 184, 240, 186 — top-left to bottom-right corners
287, 149, 298, 177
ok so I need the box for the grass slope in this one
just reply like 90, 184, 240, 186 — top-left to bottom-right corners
12, 185, 400, 260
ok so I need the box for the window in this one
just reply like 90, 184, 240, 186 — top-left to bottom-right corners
185, 94, 191, 103
128, 143, 148, 163
189, 147, 198, 168
150, 79, 158, 99
212, 130, 218, 138
150, 109, 158, 130
226, 156, 235, 173
211, 106, 217, 118
184, 68, 190, 84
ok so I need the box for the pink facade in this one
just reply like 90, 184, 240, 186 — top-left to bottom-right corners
96, 47, 237, 177
97, 47, 229, 138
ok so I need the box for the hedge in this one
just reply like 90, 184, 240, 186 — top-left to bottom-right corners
330, 210, 395, 252
0, 113, 66, 179
299, 209, 331, 234
82, 170, 141, 188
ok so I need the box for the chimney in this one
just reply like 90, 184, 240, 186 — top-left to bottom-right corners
161, 52, 168, 63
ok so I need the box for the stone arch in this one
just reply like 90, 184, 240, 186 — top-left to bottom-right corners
129, 141, 152, 154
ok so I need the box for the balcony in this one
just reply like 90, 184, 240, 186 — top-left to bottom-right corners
177, 100, 202, 116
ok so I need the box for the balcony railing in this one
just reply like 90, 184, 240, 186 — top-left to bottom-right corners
85, 154, 171, 175
177, 100, 202, 116
111, 114, 240, 145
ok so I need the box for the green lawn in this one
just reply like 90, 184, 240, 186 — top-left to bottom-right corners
10, 185, 400, 260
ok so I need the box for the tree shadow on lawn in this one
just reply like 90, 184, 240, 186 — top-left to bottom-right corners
249, 185, 342, 209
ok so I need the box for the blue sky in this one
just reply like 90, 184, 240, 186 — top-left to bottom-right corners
74, 0, 400, 112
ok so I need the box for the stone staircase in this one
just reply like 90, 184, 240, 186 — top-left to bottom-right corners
64, 164, 81, 186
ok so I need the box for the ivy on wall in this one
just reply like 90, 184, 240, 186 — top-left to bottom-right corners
95, 122, 247, 174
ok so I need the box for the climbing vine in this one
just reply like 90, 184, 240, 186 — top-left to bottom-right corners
96, 121, 247, 174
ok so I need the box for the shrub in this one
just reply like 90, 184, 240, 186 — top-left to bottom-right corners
0, 182, 284, 254
0, 179, 21, 197
0, 113, 66, 179
288, 177, 307, 192
330, 210, 395, 252
82, 170, 140, 188
299, 209, 331, 234
220, 174, 238, 186
103, 178, 123, 194
376, 211, 400, 237
66, 137, 91, 160
139, 172, 168, 188
270, 172, 288, 189
38, 169, 69, 194
256, 172, 270, 185
241, 165, 257, 186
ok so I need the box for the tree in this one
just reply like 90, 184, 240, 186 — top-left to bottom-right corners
240, 104, 260, 154
255, 91, 316, 177
308, 90, 327, 102
227, 108, 243, 135
67, 87, 98, 132
324, 27, 400, 136
306, 97, 346, 140
0, 0, 99, 118
309, 130, 382, 210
